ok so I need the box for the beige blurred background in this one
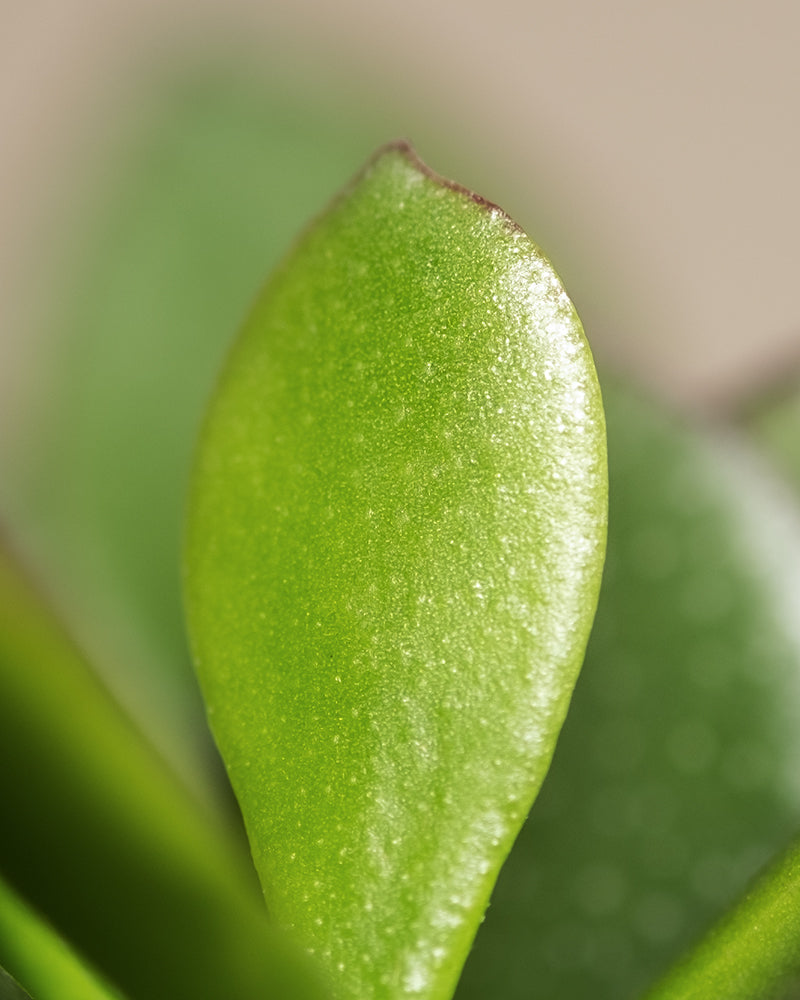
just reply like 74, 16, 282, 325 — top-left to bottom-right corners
1, 0, 799, 425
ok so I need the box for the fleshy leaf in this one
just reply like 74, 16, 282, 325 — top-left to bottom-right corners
185, 142, 607, 1000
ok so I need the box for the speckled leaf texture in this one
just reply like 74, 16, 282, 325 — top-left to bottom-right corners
184, 142, 607, 1000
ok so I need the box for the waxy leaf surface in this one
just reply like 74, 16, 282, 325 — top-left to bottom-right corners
185, 144, 607, 1000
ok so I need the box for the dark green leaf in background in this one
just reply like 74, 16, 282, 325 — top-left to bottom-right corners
0, 966, 34, 1000
0, 874, 124, 1000
642, 832, 800, 1000
457, 384, 800, 1000
0, 539, 326, 1000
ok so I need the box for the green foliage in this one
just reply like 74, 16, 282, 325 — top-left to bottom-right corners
0, 874, 123, 1000
2, 74, 387, 789
642, 835, 800, 1000
0, 540, 324, 1000
746, 387, 800, 495
2, 68, 800, 1000
0, 966, 34, 1000
457, 386, 800, 999
185, 143, 607, 1000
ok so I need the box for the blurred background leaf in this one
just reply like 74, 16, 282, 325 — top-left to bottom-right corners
0, 873, 125, 1000
1, 69, 392, 789
457, 384, 800, 999
0, 539, 329, 1000
745, 387, 800, 500
0, 966, 34, 1000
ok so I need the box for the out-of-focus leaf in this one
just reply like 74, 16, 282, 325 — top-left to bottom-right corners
0, 537, 327, 1000
456, 382, 800, 1000
641, 833, 800, 1000
0, 875, 124, 1000
1, 71, 386, 786
185, 143, 607, 1000
0, 966, 34, 1000
745, 386, 800, 493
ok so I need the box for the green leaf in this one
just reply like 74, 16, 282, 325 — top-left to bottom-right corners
0, 536, 327, 1000
0, 966, 34, 1000
744, 383, 800, 494
456, 382, 800, 1000
185, 142, 607, 1000
641, 834, 800, 1000
0, 873, 124, 1000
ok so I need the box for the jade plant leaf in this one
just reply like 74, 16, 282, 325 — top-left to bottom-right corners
185, 142, 607, 1000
